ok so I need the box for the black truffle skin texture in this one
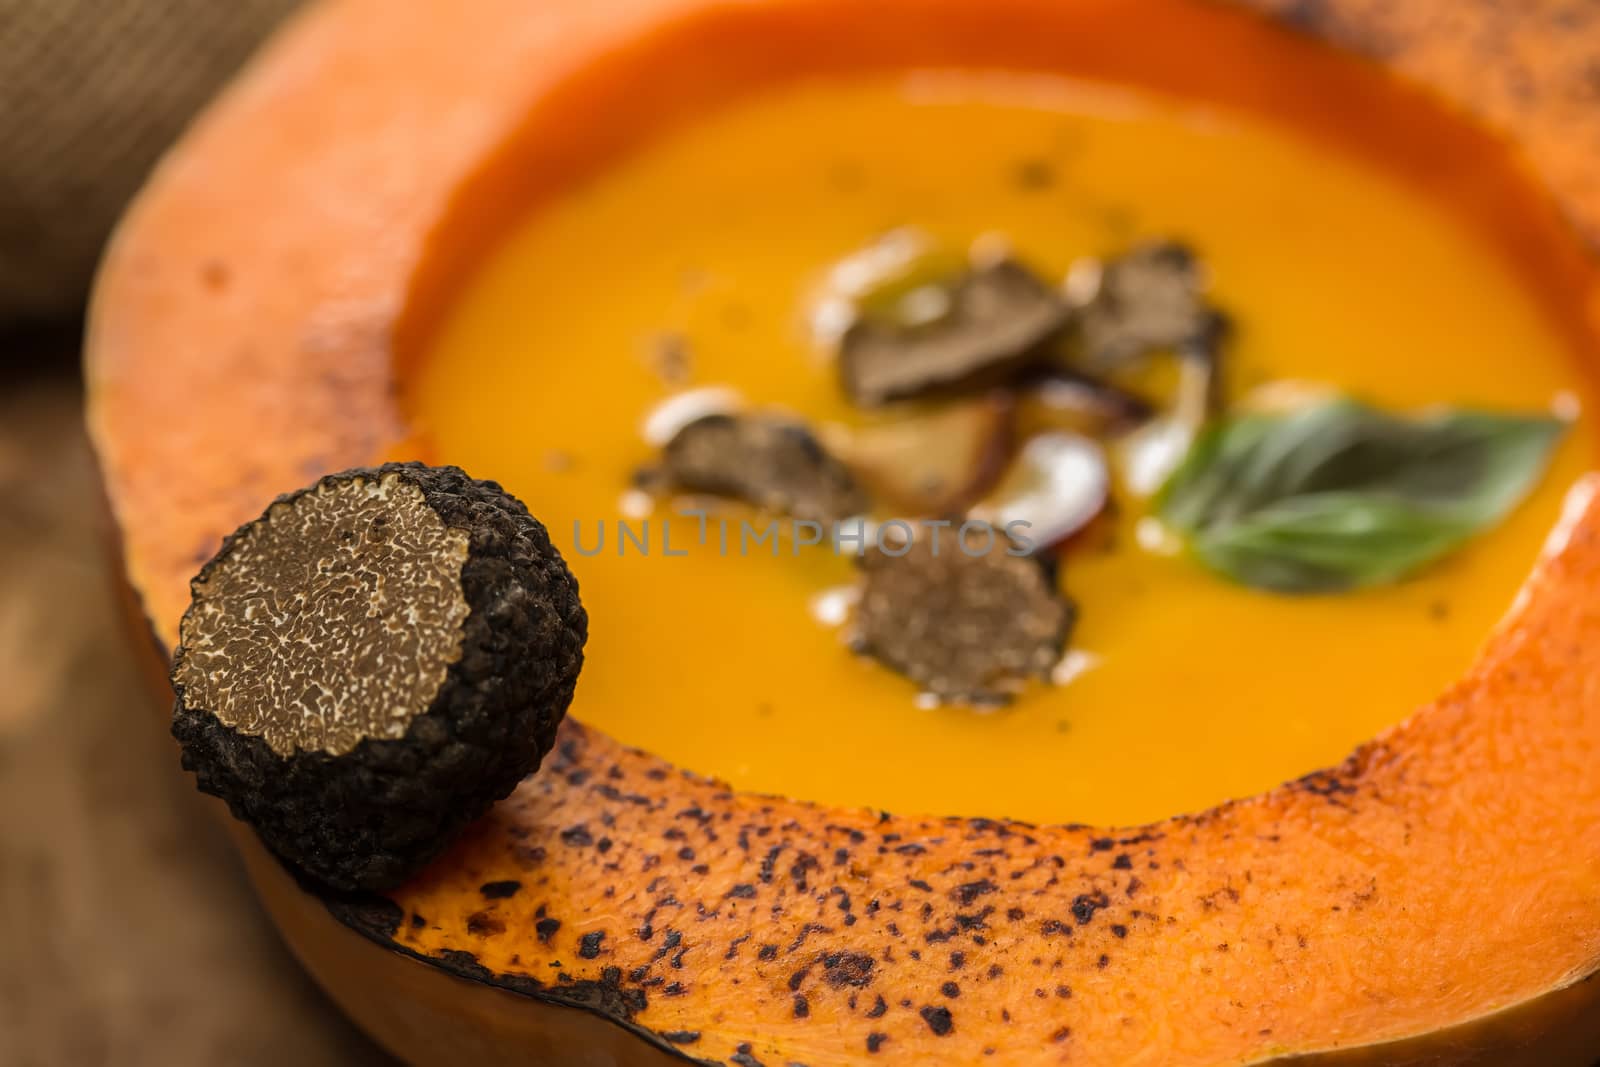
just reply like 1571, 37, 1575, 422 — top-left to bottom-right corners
171, 463, 588, 892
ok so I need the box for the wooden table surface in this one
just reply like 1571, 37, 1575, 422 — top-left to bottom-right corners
0, 352, 393, 1066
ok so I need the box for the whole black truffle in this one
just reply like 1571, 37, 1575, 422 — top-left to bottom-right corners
170, 463, 587, 892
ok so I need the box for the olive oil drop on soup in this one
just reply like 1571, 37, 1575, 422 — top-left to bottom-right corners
410, 72, 1597, 825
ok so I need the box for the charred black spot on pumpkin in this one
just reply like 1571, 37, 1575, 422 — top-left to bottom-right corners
760, 846, 784, 883
866, 1032, 889, 1053
1072, 891, 1110, 926
920, 1004, 955, 1036
535, 917, 561, 943
1298, 768, 1360, 803
821, 951, 876, 988
788, 923, 829, 954
661, 1031, 701, 1045
661, 413, 869, 523
840, 259, 1069, 407
466, 911, 505, 937
955, 909, 992, 932
578, 931, 606, 959
952, 879, 998, 906
479, 879, 521, 900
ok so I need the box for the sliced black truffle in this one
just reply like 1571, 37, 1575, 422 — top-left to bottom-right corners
1071, 241, 1227, 369
662, 412, 870, 522
170, 462, 587, 892
840, 259, 1069, 407
851, 532, 1074, 705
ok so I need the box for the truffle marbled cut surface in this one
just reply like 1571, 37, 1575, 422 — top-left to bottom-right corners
173, 472, 472, 756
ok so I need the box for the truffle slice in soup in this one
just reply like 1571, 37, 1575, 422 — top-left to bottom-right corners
840, 258, 1069, 407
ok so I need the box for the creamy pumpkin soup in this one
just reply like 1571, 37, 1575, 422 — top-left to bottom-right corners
408, 72, 1596, 825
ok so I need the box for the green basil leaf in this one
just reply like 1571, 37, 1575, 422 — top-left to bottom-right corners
1158, 398, 1566, 593
1191, 493, 1477, 593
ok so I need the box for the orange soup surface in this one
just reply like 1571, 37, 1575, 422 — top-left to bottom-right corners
409, 72, 1598, 825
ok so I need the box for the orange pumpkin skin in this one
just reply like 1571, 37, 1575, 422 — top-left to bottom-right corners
85, 0, 1600, 1064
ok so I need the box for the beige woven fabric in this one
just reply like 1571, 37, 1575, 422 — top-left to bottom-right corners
0, 0, 302, 323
